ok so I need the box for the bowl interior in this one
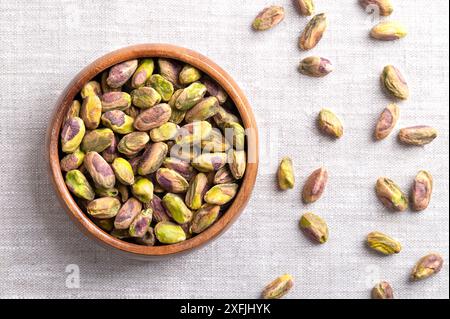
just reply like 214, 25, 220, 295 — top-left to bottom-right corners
48, 44, 258, 258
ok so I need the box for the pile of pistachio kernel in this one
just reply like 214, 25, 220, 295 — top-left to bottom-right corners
60, 58, 247, 246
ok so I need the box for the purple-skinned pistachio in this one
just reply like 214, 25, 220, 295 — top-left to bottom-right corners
157, 58, 183, 88
117, 183, 129, 203
156, 168, 189, 194
131, 59, 154, 88
398, 126, 437, 146
202, 75, 228, 104
101, 135, 118, 163
375, 177, 408, 211
81, 81, 102, 99
101, 110, 134, 134
80, 95, 102, 130
134, 103, 172, 131
299, 212, 329, 244
214, 166, 235, 184
261, 274, 294, 299
190, 204, 220, 234
101, 91, 132, 112
252, 5, 285, 31
302, 167, 328, 203
101, 71, 121, 93
129, 208, 153, 237
60, 148, 85, 172
374, 104, 399, 140
176, 121, 212, 145
299, 13, 328, 50
87, 197, 121, 219
192, 152, 228, 172
135, 227, 156, 246
372, 281, 394, 299
84, 151, 116, 189
299, 56, 333, 77
117, 132, 150, 157
81, 128, 114, 153
185, 173, 209, 210
131, 86, 161, 109
213, 105, 240, 128
411, 253, 444, 281
184, 96, 219, 123
360, 0, 393, 17
411, 170, 433, 211
137, 142, 168, 175
162, 157, 196, 181
106, 59, 138, 89
147, 194, 171, 222
175, 82, 207, 111
228, 150, 246, 180
114, 197, 142, 229
61, 117, 86, 153
201, 128, 231, 153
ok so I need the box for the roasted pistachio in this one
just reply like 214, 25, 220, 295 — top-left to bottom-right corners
81, 128, 114, 153
176, 121, 212, 145
372, 281, 394, 299
223, 122, 245, 150
61, 117, 86, 153
80, 95, 102, 130
101, 92, 132, 112
101, 110, 134, 134
302, 167, 328, 203
60, 148, 85, 172
190, 204, 220, 234
318, 108, 343, 138
131, 86, 161, 109
107, 59, 138, 88
138, 142, 168, 175
84, 151, 116, 189
114, 197, 142, 229
155, 221, 186, 244
201, 128, 231, 152
168, 89, 186, 124
192, 152, 228, 172
175, 82, 207, 111
261, 274, 294, 299
134, 103, 172, 131
367, 231, 402, 255
149, 122, 179, 142
129, 208, 153, 237
179, 65, 202, 85
111, 157, 135, 185
131, 177, 154, 204
296, 0, 314, 16
117, 183, 129, 203
65, 169, 95, 200
299, 212, 329, 244
299, 13, 328, 50
185, 97, 219, 122
411, 253, 444, 281
162, 193, 193, 224
147, 74, 174, 102
398, 126, 437, 146
299, 56, 333, 77
81, 81, 102, 98
252, 5, 285, 31
131, 59, 154, 88
277, 157, 294, 190
228, 150, 246, 180
156, 168, 189, 193
64, 100, 81, 122
101, 71, 121, 93
149, 194, 171, 222
214, 166, 235, 184
374, 103, 399, 140
213, 105, 240, 128
124, 105, 140, 119
163, 157, 196, 181
185, 173, 209, 210
204, 183, 238, 205
360, 0, 393, 16
381, 65, 409, 100
375, 177, 408, 211
371, 21, 406, 41
411, 171, 433, 211
117, 132, 150, 157
87, 197, 121, 219
135, 227, 156, 246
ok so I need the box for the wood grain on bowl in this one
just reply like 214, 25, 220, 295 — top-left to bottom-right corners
46, 44, 258, 259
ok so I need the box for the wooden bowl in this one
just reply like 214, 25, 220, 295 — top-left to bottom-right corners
46, 44, 258, 259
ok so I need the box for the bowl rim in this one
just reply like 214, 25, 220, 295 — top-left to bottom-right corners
46, 43, 259, 258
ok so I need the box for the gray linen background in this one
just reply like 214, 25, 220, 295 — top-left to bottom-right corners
0, 0, 448, 299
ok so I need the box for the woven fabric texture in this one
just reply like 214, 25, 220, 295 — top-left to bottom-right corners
0, 0, 448, 298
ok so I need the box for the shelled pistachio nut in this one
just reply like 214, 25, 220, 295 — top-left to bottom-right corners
411, 170, 433, 211
201, 128, 231, 153
101, 110, 134, 134
131, 59, 154, 89
299, 56, 333, 77
134, 103, 172, 131
190, 204, 220, 234
107, 59, 138, 88
228, 150, 246, 180
147, 74, 174, 102
93, 218, 114, 232
175, 82, 207, 111
156, 168, 189, 193
149, 122, 179, 142
374, 103, 399, 140
299, 13, 328, 50
302, 167, 328, 203
179, 65, 202, 85
111, 157, 135, 185
214, 166, 235, 184
192, 152, 228, 172
81, 128, 114, 153
299, 212, 329, 244
163, 157, 196, 181
148, 194, 171, 222
101, 71, 121, 94
117, 132, 149, 157
154, 221, 186, 244
61, 117, 86, 153
131, 86, 161, 109
185, 96, 219, 122
223, 122, 245, 150
176, 121, 212, 145
87, 197, 121, 219
162, 193, 193, 224
398, 126, 437, 146
60, 148, 85, 172
138, 142, 168, 175
367, 231, 402, 255
81, 81, 101, 99
157, 58, 183, 89
135, 227, 156, 246
117, 183, 129, 203
114, 197, 142, 229
101, 91, 132, 112
296, 0, 314, 16
84, 151, 116, 189
129, 208, 153, 238
372, 281, 394, 299
411, 253, 444, 281
101, 135, 118, 163
371, 21, 406, 41
252, 5, 285, 31
64, 100, 81, 122
202, 76, 228, 104
277, 157, 295, 190
80, 95, 102, 130
381, 65, 409, 100
213, 105, 240, 128
204, 183, 238, 205
185, 173, 209, 210
375, 177, 408, 211
131, 177, 154, 204
261, 274, 294, 299
168, 89, 186, 124
65, 169, 95, 201
318, 109, 343, 138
